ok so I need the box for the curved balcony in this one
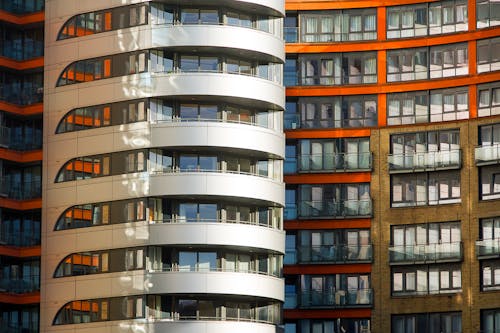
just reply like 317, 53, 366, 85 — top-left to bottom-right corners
389, 242, 463, 265
152, 25, 284, 62
47, 270, 283, 302
149, 72, 284, 109
50, 72, 284, 113
475, 145, 500, 166
297, 200, 372, 219
47, 319, 281, 333
45, 222, 285, 258
233, 0, 284, 16
285, 289, 372, 309
477, 238, 500, 259
388, 150, 461, 173
150, 122, 284, 159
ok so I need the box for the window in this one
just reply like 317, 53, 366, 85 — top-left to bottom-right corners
391, 171, 461, 207
298, 52, 376, 86
429, 0, 468, 35
387, 43, 468, 82
478, 37, 500, 73
392, 265, 461, 295
392, 312, 462, 333
299, 274, 371, 307
387, 4, 428, 39
54, 296, 281, 325
477, 0, 500, 29
298, 137, 371, 172
482, 260, 500, 290
390, 222, 461, 263
298, 319, 370, 333
478, 82, 500, 117
387, 1, 467, 39
55, 197, 281, 231
297, 229, 371, 263
430, 43, 468, 78
387, 48, 428, 81
298, 183, 371, 218
387, 88, 469, 125
480, 165, 500, 200
389, 129, 461, 171
58, 4, 147, 40
298, 95, 377, 129
299, 9, 376, 42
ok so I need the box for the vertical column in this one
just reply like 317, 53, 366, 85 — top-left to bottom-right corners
377, 6, 386, 41
468, 40, 477, 76
468, 0, 477, 31
469, 84, 477, 119
378, 94, 387, 127
377, 50, 387, 85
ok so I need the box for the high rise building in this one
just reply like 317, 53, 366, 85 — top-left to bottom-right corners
283, 0, 499, 333
29, 0, 500, 333
0, 1, 44, 332
41, 1, 285, 333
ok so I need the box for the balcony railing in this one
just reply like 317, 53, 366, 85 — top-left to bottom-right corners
0, 179, 41, 200
296, 245, 372, 263
298, 199, 372, 219
388, 150, 461, 173
475, 144, 500, 166
476, 238, 500, 258
297, 152, 372, 173
0, 232, 40, 247
0, 126, 42, 151
0, 277, 39, 294
283, 116, 377, 129
0, 0, 44, 14
389, 242, 463, 264
295, 289, 373, 308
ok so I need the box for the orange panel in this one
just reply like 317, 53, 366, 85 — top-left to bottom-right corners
285, 128, 371, 139
0, 198, 41, 210
285, 172, 371, 184
377, 6, 386, 41
0, 292, 40, 305
285, 219, 371, 230
0, 56, 43, 71
285, 308, 371, 319
0, 245, 41, 258
470, 84, 478, 119
285, 263, 371, 275
0, 101, 42, 115
286, 0, 438, 10
469, 40, 477, 76
377, 50, 387, 85
287, 71, 500, 97
0, 10, 44, 25
377, 93, 387, 127
468, 0, 476, 32
0, 149, 42, 163
285, 28, 500, 54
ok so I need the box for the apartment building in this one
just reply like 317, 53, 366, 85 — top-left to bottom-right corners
0, 1, 44, 332
283, 0, 500, 332
41, 0, 285, 332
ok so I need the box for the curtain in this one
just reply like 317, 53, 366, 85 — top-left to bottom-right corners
364, 14, 376, 31
387, 11, 400, 30
402, 10, 414, 28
